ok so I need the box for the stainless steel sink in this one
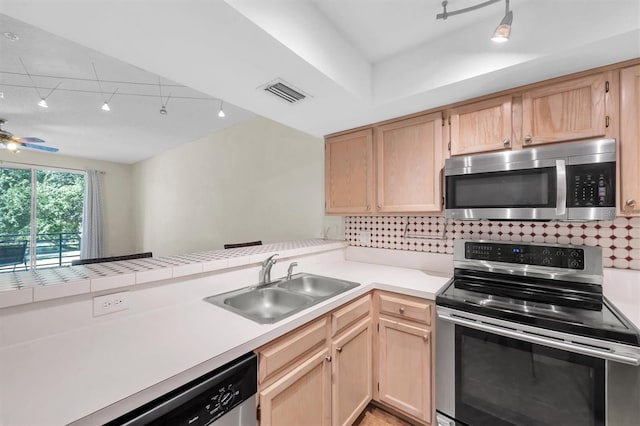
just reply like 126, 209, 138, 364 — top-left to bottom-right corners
204, 273, 360, 324
276, 273, 359, 298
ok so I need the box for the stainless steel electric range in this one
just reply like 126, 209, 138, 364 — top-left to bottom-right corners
436, 240, 640, 426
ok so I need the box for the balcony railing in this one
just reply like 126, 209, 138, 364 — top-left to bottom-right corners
0, 232, 81, 272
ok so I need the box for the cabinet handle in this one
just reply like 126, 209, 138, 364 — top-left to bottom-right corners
424, 335, 429, 342
377, 204, 381, 210
325, 355, 332, 362
524, 135, 533, 144
399, 307, 405, 314
336, 347, 342, 353
366, 205, 371, 211
626, 199, 637, 208
503, 138, 511, 147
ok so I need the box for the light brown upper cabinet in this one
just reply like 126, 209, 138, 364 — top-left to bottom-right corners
325, 129, 374, 214
449, 95, 513, 156
376, 112, 444, 213
620, 65, 640, 215
522, 73, 608, 146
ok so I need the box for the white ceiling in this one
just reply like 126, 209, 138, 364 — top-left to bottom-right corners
0, 0, 638, 164
0, 13, 255, 164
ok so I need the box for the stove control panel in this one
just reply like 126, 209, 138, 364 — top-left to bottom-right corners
465, 242, 585, 269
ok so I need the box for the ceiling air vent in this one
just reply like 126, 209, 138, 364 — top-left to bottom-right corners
262, 79, 308, 104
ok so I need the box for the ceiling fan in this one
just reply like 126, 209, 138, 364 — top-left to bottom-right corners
0, 119, 59, 153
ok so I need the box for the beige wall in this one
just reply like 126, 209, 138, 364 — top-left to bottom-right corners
0, 150, 135, 257
131, 117, 325, 257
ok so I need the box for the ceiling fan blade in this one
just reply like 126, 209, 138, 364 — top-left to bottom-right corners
19, 142, 59, 153
13, 136, 46, 144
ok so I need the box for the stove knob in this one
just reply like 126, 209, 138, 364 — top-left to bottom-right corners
569, 260, 580, 269
542, 258, 551, 265
542, 249, 551, 256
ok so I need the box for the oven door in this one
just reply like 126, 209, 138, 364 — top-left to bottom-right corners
436, 310, 606, 426
456, 325, 604, 426
444, 159, 566, 220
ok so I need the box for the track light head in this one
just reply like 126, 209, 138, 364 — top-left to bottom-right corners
491, 9, 512, 42
101, 101, 111, 111
37, 98, 48, 108
160, 105, 167, 115
218, 108, 225, 118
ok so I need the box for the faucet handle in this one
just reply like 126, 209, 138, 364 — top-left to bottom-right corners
286, 262, 298, 280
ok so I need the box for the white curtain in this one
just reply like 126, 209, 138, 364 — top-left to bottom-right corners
80, 169, 104, 259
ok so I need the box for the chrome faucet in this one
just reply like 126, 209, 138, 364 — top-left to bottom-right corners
258, 254, 278, 285
286, 262, 298, 280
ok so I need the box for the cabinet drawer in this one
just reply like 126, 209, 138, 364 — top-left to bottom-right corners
378, 293, 432, 325
258, 317, 328, 384
332, 294, 371, 336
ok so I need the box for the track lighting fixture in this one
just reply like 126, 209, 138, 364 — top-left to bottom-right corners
93, 64, 120, 112
20, 58, 61, 109
436, 0, 513, 43
491, 0, 512, 42
158, 79, 172, 116
5, 65, 226, 116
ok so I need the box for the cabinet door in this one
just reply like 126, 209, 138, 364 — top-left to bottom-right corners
376, 112, 443, 213
620, 65, 640, 215
377, 317, 432, 424
332, 318, 373, 426
522, 73, 607, 146
325, 129, 374, 214
259, 348, 332, 426
449, 95, 513, 156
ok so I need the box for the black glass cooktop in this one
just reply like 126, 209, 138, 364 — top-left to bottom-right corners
437, 269, 640, 346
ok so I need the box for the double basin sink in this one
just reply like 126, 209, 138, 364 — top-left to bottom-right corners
204, 273, 360, 324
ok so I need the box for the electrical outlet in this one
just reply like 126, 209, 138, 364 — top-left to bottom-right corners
359, 231, 371, 244
93, 291, 130, 317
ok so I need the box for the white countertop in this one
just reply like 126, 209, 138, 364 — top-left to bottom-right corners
1, 243, 638, 426
0, 256, 450, 426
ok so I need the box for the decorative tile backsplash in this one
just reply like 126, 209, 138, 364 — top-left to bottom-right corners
345, 216, 640, 270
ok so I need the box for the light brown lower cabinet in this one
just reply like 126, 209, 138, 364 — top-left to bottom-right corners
256, 291, 433, 425
332, 317, 373, 426
259, 347, 332, 426
376, 317, 432, 424
256, 295, 372, 426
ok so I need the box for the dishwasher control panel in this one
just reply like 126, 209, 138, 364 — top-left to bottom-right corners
106, 352, 257, 426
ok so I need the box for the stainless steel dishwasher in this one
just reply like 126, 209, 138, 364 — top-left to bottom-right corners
105, 352, 257, 426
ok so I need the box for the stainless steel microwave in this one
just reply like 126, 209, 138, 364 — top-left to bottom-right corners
444, 138, 617, 221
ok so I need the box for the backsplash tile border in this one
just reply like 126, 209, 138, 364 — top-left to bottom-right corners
344, 216, 640, 271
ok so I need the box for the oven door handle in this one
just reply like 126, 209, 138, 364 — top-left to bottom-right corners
438, 311, 640, 366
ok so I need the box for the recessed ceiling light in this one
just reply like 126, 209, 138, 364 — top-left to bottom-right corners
3, 32, 20, 42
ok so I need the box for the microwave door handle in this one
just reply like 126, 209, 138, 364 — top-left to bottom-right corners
556, 159, 567, 216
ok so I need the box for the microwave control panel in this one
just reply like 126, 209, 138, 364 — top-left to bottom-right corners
465, 242, 585, 270
567, 162, 615, 207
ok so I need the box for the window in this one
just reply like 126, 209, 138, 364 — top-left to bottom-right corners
0, 165, 85, 272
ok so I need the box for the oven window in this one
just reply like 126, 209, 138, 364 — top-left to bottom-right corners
455, 326, 605, 426
446, 167, 556, 209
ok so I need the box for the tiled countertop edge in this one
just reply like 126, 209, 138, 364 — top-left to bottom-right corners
0, 239, 348, 309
